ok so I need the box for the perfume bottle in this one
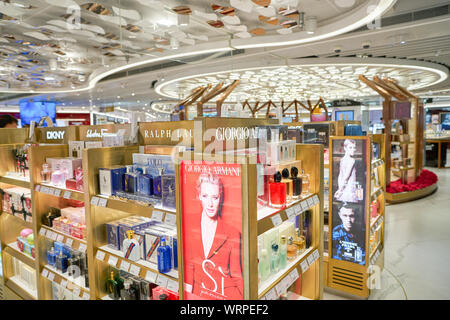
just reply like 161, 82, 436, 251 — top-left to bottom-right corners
120, 280, 137, 300
287, 237, 297, 260
279, 236, 287, 269
40, 163, 51, 183
106, 271, 120, 300
303, 210, 312, 249
152, 168, 164, 198
51, 163, 67, 187
290, 167, 302, 199
300, 170, 310, 195
124, 165, 138, 194
157, 237, 172, 274
55, 251, 68, 273
138, 167, 153, 197
47, 248, 56, 267
122, 230, 140, 262
293, 228, 306, 254
162, 174, 176, 210
281, 168, 293, 203
269, 171, 286, 209
74, 167, 84, 192
259, 248, 270, 282
67, 252, 80, 278
270, 243, 280, 273
356, 182, 364, 201
257, 164, 269, 207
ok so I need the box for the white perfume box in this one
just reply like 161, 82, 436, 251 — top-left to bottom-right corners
99, 168, 113, 196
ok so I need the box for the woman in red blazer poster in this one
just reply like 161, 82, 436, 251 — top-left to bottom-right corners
181, 161, 243, 300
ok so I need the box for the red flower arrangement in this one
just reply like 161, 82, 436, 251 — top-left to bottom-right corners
387, 169, 438, 194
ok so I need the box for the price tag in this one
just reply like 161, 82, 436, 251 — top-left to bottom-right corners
78, 243, 87, 253
97, 198, 108, 207
155, 274, 168, 288
72, 287, 81, 297
96, 250, 106, 262
294, 204, 302, 215
167, 279, 179, 292
275, 282, 285, 296
51, 232, 58, 241
301, 201, 308, 211
145, 270, 157, 283
290, 268, 300, 282
164, 214, 177, 226
271, 214, 283, 227
42, 269, 49, 278
281, 276, 292, 291
60, 280, 68, 288
313, 249, 320, 261
300, 260, 309, 273
307, 253, 315, 265
129, 264, 140, 277
307, 197, 314, 207
90, 197, 99, 206
265, 288, 277, 300
48, 272, 55, 281
65, 238, 74, 248
152, 211, 164, 222
35, 185, 41, 192
63, 191, 71, 199
285, 207, 295, 218
82, 292, 90, 300
120, 260, 130, 272
53, 188, 61, 197
39, 228, 47, 236
56, 234, 64, 242
108, 255, 118, 267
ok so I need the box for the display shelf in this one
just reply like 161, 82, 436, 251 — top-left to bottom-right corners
370, 215, 384, 231
5, 242, 35, 268
0, 173, 30, 188
371, 187, 384, 201
93, 194, 176, 216
36, 183, 84, 202
391, 141, 415, 145
369, 242, 383, 261
97, 245, 179, 281
257, 193, 319, 236
43, 265, 90, 294
371, 159, 385, 169
391, 166, 414, 172
1, 212, 33, 228
6, 275, 37, 300
40, 225, 87, 246
258, 247, 317, 299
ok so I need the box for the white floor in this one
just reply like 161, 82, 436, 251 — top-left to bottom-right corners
324, 167, 450, 300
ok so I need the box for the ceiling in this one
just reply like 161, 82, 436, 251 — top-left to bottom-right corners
0, 0, 395, 92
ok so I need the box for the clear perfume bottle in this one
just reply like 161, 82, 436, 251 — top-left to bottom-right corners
138, 167, 153, 197
122, 230, 140, 262
40, 163, 51, 183
356, 183, 364, 201
293, 228, 306, 254
270, 243, 280, 273
259, 248, 270, 282
279, 236, 287, 269
286, 237, 297, 260
51, 163, 67, 187
300, 169, 310, 196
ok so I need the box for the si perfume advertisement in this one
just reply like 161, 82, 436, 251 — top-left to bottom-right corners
331, 139, 367, 266
180, 161, 243, 300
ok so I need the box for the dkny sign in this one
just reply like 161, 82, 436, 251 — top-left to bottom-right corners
46, 130, 66, 140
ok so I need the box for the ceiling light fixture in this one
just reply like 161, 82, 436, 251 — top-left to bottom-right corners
177, 14, 190, 26
49, 59, 57, 71
170, 38, 179, 50
305, 16, 317, 34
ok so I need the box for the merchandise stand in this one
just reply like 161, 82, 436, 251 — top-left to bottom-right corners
325, 136, 385, 298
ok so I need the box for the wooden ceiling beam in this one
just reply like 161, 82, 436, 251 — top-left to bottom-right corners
373, 76, 409, 101
359, 75, 392, 100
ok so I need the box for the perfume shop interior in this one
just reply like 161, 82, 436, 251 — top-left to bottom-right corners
0, 0, 450, 301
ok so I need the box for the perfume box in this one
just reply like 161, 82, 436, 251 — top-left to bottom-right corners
85, 141, 103, 149
61, 206, 85, 225
59, 158, 83, 179
288, 128, 303, 143
135, 228, 147, 260
162, 175, 176, 210
99, 166, 126, 196
144, 228, 166, 264
68, 141, 85, 158
144, 145, 186, 156
132, 154, 175, 176
46, 157, 65, 170
106, 221, 121, 250
257, 125, 289, 142
303, 123, 333, 148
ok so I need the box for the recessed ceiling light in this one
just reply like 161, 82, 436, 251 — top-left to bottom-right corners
131, 92, 135, 96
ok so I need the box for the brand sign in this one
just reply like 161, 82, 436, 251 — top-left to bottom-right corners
46, 130, 66, 140
85, 129, 108, 138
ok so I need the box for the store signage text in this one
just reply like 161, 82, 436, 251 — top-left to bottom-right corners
215, 127, 258, 141
144, 129, 192, 139
46, 131, 65, 140
86, 129, 108, 138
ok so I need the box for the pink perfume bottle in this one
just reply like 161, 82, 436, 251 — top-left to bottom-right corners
74, 167, 84, 191
51, 163, 67, 187
40, 163, 51, 183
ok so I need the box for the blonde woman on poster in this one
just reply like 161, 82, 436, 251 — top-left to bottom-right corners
334, 139, 359, 203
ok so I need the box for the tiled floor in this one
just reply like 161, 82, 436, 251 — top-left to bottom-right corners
324, 167, 450, 300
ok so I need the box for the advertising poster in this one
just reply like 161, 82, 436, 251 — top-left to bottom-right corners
331, 139, 367, 266
180, 161, 243, 300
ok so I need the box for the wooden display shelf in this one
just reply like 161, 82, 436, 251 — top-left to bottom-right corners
258, 246, 318, 299
391, 141, 415, 145
5, 276, 37, 300
371, 159, 385, 169
257, 193, 319, 236
97, 245, 179, 287
0, 174, 30, 188
369, 242, 383, 261
35, 183, 84, 202
4, 242, 35, 268
386, 183, 438, 204
43, 265, 90, 295
1, 212, 33, 228
391, 166, 414, 172
370, 214, 384, 231
40, 225, 87, 246
371, 187, 384, 201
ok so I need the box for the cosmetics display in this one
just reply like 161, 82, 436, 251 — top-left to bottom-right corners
105, 215, 178, 272
17, 228, 35, 259
40, 157, 83, 191
68, 141, 85, 158
11, 256, 37, 294
1, 186, 32, 222
48, 205, 87, 240
99, 154, 176, 210
105, 266, 179, 300
46, 241, 89, 288
12, 145, 31, 178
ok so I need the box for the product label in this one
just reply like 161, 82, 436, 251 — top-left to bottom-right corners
96, 250, 106, 262
119, 260, 130, 272
108, 255, 118, 267
164, 214, 177, 226
152, 210, 164, 222
167, 279, 179, 292
271, 214, 283, 227
56, 235, 64, 242
145, 270, 157, 283
129, 264, 140, 277
63, 191, 72, 199
300, 260, 309, 273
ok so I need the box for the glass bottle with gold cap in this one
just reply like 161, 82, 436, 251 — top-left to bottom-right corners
106, 271, 120, 300
122, 230, 140, 261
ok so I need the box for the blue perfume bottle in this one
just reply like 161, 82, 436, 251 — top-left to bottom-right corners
124, 165, 138, 194
56, 251, 68, 273
162, 174, 176, 209
172, 236, 178, 270
152, 168, 164, 198
47, 248, 56, 267
157, 237, 172, 274
138, 167, 154, 197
